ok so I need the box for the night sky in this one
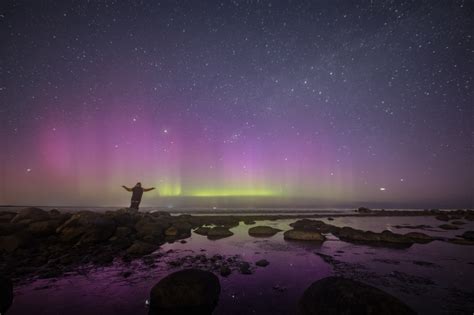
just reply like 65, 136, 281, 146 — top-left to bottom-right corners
1, 1, 472, 208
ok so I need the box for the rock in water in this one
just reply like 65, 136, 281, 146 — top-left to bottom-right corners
248, 226, 282, 237
149, 269, 220, 315
207, 227, 234, 240
284, 229, 326, 242
0, 276, 13, 314
461, 231, 474, 240
439, 224, 459, 230
255, 259, 270, 267
299, 277, 415, 315
194, 227, 211, 236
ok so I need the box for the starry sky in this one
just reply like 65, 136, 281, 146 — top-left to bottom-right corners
1, 1, 472, 208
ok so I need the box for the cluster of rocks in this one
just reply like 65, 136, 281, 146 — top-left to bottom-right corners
146, 268, 415, 315
165, 253, 269, 277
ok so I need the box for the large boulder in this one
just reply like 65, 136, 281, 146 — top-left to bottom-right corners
404, 232, 434, 243
194, 227, 211, 236
0, 212, 16, 222
105, 208, 141, 228
0, 223, 25, 236
149, 269, 220, 315
56, 211, 116, 243
207, 227, 234, 240
284, 229, 326, 242
11, 207, 50, 224
248, 226, 282, 237
0, 276, 13, 314
290, 219, 339, 234
299, 277, 415, 315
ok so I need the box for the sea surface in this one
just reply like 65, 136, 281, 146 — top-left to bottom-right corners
7, 215, 474, 315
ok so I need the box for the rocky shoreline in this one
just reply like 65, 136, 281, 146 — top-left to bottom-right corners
1, 206, 474, 314
1, 207, 473, 282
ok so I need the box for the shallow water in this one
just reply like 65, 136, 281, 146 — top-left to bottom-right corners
8, 216, 474, 315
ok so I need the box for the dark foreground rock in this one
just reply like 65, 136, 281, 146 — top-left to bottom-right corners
299, 276, 416, 315
461, 231, 474, 241
256, 259, 269, 267
439, 224, 459, 230
248, 226, 281, 237
0, 276, 13, 314
149, 269, 220, 315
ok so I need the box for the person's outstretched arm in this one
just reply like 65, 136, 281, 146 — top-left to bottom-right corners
122, 185, 133, 192
143, 187, 156, 192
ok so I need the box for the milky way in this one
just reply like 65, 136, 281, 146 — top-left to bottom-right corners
1, 1, 472, 208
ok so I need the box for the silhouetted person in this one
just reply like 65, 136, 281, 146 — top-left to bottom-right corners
122, 182, 155, 210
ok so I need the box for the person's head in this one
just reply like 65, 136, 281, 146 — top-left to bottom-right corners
135, 182, 142, 187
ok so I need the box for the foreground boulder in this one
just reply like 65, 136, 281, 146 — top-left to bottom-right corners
248, 226, 282, 237
194, 227, 211, 236
126, 241, 158, 256
0, 276, 13, 314
299, 277, 415, 315
149, 269, 220, 315
284, 229, 326, 242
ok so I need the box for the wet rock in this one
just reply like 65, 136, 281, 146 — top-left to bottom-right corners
404, 232, 435, 243
439, 224, 459, 230
220, 265, 231, 277
255, 259, 269, 267
239, 262, 252, 274
0, 276, 13, 314
11, 207, 50, 224
105, 208, 141, 227
0, 212, 17, 222
335, 227, 413, 246
284, 229, 326, 242
207, 227, 234, 240
412, 260, 436, 267
243, 219, 256, 225
126, 241, 158, 256
248, 226, 282, 237
149, 269, 220, 315
435, 214, 450, 221
194, 227, 211, 236
327, 217, 334, 221
461, 230, 474, 241
299, 276, 416, 315
451, 220, 466, 225
290, 219, 338, 234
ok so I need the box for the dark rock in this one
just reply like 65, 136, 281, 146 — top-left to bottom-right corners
149, 269, 220, 315
404, 232, 435, 243
126, 241, 158, 256
239, 262, 252, 274
435, 214, 450, 221
194, 227, 211, 236
243, 219, 256, 225
327, 217, 334, 221
27, 220, 62, 236
299, 276, 416, 315
220, 265, 231, 277
0, 231, 33, 252
135, 218, 169, 243
290, 219, 338, 234
0, 276, 13, 314
335, 227, 413, 246
165, 226, 178, 237
56, 211, 117, 243
451, 220, 466, 225
0, 222, 25, 236
0, 212, 17, 222
284, 229, 326, 242
357, 207, 372, 213
207, 227, 234, 240
461, 231, 474, 241
11, 207, 50, 224
255, 259, 269, 267
113, 226, 132, 239
248, 226, 282, 237
439, 224, 459, 230
49, 209, 61, 216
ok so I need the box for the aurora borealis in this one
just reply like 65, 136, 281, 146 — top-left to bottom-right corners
1, 1, 472, 208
